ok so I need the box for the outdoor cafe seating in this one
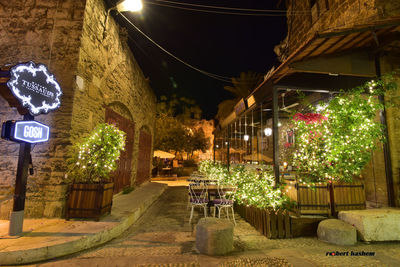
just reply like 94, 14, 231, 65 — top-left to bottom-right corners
187, 175, 237, 225
188, 182, 208, 224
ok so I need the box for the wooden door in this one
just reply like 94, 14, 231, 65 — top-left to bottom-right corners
105, 108, 135, 194
136, 129, 152, 185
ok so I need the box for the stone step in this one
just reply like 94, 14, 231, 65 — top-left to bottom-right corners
339, 208, 400, 241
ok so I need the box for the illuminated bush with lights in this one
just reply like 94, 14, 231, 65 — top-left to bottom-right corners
293, 76, 398, 184
68, 123, 126, 183
198, 160, 292, 210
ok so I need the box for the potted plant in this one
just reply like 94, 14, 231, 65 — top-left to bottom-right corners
289, 79, 388, 215
65, 123, 126, 220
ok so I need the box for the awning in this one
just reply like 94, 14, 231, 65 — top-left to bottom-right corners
218, 18, 400, 128
153, 150, 175, 159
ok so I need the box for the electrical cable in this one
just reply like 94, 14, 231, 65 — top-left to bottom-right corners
120, 12, 237, 83
154, 0, 288, 13
151, 0, 312, 14
147, 2, 287, 16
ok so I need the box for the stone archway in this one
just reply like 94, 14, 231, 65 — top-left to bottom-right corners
136, 126, 152, 186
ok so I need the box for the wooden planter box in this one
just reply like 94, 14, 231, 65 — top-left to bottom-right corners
284, 180, 366, 216
66, 182, 114, 221
235, 204, 291, 239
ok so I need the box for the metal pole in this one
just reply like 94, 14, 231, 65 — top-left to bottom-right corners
375, 55, 395, 207
213, 135, 216, 162
227, 124, 230, 170
9, 113, 33, 236
273, 87, 280, 185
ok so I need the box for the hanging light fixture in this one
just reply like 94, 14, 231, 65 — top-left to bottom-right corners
264, 128, 272, 136
103, 0, 143, 39
116, 0, 143, 12
243, 134, 249, 141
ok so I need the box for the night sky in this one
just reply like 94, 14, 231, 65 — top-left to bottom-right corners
111, 0, 288, 119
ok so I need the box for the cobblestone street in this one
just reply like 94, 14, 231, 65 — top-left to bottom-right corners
28, 186, 400, 267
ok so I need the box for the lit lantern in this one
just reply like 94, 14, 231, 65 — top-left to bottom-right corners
264, 127, 272, 136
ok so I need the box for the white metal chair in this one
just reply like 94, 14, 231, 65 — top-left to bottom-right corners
188, 183, 208, 224
212, 184, 237, 225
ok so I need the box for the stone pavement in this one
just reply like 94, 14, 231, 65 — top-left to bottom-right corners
0, 182, 168, 265
25, 186, 400, 267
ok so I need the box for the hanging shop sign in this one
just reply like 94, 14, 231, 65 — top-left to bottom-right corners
246, 95, 256, 108
1, 120, 50, 144
234, 98, 246, 116
7, 61, 62, 116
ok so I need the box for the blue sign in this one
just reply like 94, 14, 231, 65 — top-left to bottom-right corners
13, 121, 49, 143
1, 120, 50, 143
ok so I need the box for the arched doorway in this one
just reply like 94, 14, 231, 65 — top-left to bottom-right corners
136, 127, 152, 185
105, 107, 135, 194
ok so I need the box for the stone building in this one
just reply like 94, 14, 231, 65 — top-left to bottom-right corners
0, 0, 156, 218
215, 0, 400, 207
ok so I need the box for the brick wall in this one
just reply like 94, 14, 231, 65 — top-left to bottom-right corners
0, 0, 156, 218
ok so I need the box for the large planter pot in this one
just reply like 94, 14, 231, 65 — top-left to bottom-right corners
284, 180, 366, 216
66, 182, 114, 221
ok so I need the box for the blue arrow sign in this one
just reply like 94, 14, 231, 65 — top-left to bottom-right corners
13, 121, 50, 143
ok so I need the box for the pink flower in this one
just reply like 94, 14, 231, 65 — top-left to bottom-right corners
284, 142, 292, 148
293, 113, 327, 124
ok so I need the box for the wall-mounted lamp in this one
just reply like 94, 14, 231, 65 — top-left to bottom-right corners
264, 127, 272, 136
103, 0, 143, 39
116, 0, 143, 12
243, 134, 249, 141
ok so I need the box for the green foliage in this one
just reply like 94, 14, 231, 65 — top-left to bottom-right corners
187, 128, 210, 155
293, 75, 399, 183
157, 94, 202, 121
155, 113, 188, 153
198, 160, 293, 210
223, 71, 264, 99
155, 95, 210, 156
216, 72, 263, 121
122, 186, 134, 194
67, 123, 126, 183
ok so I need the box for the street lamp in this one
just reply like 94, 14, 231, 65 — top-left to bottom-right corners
115, 0, 143, 12
103, 0, 143, 39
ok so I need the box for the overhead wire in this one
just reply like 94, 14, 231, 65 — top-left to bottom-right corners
154, 0, 288, 12
119, 12, 236, 83
146, 2, 288, 16
150, 0, 312, 14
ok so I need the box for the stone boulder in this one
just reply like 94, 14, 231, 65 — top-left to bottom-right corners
339, 208, 400, 241
195, 217, 234, 255
317, 219, 357, 245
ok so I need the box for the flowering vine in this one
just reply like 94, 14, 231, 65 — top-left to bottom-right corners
293, 74, 398, 184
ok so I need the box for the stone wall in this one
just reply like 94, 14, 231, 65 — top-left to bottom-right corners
0, 0, 86, 218
72, 0, 156, 186
284, 0, 400, 56
0, 0, 156, 218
